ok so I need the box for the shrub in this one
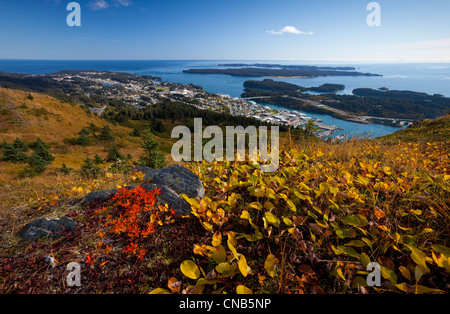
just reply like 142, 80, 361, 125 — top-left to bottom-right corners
1, 138, 29, 163
80, 157, 102, 179
98, 125, 115, 141
106, 145, 125, 163
138, 130, 166, 169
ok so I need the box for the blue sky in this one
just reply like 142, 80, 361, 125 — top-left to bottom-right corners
0, 0, 449, 61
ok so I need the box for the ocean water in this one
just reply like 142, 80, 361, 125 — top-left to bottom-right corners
1, 59, 449, 138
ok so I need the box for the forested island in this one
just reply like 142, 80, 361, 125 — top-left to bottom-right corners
183, 67, 381, 78
243, 79, 345, 93
242, 79, 450, 124
218, 63, 357, 71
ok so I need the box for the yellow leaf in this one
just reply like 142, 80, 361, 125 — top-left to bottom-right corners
149, 288, 170, 294
236, 285, 252, 294
264, 211, 280, 228
282, 216, 293, 226
193, 244, 209, 257
415, 284, 444, 294
264, 254, 279, 278
180, 260, 200, 280
249, 202, 262, 210
167, 277, 181, 293
373, 207, 385, 220
286, 199, 297, 212
238, 255, 249, 277
211, 231, 222, 247
211, 245, 227, 264
215, 262, 231, 274
407, 245, 430, 274
253, 188, 265, 198
399, 266, 412, 281
227, 231, 239, 260
202, 222, 214, 233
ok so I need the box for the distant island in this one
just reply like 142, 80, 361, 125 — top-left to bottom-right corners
218, 63, 357, 71
183, 65, 382, 78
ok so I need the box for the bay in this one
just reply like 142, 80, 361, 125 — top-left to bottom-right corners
1, 59, 449, 138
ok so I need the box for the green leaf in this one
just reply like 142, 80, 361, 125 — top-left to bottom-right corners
341, 215, 368, 227
180, 260, 201, 280
380, 265, 397, 285
351, 276, 368, 289
264, 211, 280, 228
431, 244, 450, 259
360, 253, 371, 268
407, 245, 430, 274
345, 240, 367, 248
336, 228, 354, 239
331, 245, 360, 259
197, 278, 217, 286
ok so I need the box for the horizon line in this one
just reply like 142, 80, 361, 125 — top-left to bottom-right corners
1, 58, 450, 64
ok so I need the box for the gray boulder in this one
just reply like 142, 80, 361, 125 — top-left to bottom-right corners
21, 216, 77, 242
144, 164, 205, 199
141, 183, 191, 215
84, 188, 121, 203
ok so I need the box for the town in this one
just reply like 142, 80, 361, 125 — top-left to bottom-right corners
49, 70, 339, 137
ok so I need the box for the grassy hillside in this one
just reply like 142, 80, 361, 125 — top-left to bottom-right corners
0, 87, 147, 179
380, 113, 450, 143
0, 87, 449, 294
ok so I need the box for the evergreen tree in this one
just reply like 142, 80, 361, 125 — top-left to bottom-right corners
138, 130, 166, 169
80, 157, 102, 179
98, 125, 115, 141
30, 138, 54, 163
79, 127, 91, 136
59, 163, 73, 175
93, 154, 104, 164
20, 151, 49, 177
2, 138, 29, 163
130, 127, 141, 137
75, 133, 91, 146
106, 145, 124, 163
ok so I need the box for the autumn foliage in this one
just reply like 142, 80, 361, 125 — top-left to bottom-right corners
89, 186, 177, 260
1, 139, 449, 294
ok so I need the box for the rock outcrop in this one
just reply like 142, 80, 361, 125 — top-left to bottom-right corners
85, 164, 204, 215
19, 164, 203, 242
20, 216, 77, 242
